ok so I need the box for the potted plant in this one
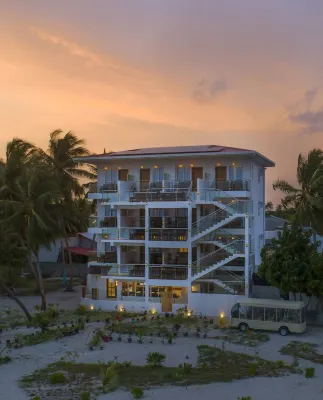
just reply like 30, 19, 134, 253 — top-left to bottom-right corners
167, 334, 173, 344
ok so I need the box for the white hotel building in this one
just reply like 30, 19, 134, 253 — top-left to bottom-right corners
78, 145, 275, 316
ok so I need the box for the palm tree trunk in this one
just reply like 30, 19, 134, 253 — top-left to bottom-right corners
0, 279, 32, 321
64, 236, 75, 292
27, 256, 47, 310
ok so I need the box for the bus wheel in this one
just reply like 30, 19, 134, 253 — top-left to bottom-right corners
279, 326, 289, 336
239, 323, 248, 332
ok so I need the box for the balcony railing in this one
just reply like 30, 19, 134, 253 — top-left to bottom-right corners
101, 228, 145, 240
149, 267, 188, 280
89, 264, 145, 277
88, 251, 117, 263
149, 228, 188, 241
210, 179, 249, 191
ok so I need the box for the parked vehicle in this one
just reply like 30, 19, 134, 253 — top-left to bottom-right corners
230, 298, 306, 336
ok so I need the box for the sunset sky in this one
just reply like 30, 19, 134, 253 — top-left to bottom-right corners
1, 0, 323, 203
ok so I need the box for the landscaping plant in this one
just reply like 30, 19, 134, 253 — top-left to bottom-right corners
146, 352, 166, 367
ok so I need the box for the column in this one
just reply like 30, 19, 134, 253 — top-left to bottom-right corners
187, 204, 192, 278
145, 205, 150, 303
244, 214, 250, 298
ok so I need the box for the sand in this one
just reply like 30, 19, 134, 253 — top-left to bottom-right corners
1, 291, 323, 400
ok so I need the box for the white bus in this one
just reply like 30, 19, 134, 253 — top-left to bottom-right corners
230, 298, 306, 336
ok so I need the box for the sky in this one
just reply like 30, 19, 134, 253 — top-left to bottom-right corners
1, 0, 323, 204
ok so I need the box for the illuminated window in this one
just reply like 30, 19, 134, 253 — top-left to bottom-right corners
107, 280, 117, 298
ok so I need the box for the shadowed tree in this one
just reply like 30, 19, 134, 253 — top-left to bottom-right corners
273, 148, 323, 242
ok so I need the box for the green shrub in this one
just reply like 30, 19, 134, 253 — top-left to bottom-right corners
49, 372, 67, 384
0, 356, 12, 365
247, 363, 258, 376
81, 392, 91, 400
305, 367, 315, 378
276, 360, 285, 367
131, 387, 144, 399
237, 397, 252, 400
146, 352, 166, 367
183, 362, 192, 374
100, 363, 118, 385
75, 305, 87, 315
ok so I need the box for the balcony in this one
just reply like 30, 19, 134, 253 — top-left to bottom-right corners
197, 179, 250, 201
149, 267, 188, 280
149, 228, 188, 242
101, 228, 145, 241
89, 264, 145, 277
88, 251, 117, 264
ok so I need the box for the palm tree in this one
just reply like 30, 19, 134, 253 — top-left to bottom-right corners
273, 148, 323, 242
39, 130, 96, 288
0, 165, 61, 310
265, 201, 274, 213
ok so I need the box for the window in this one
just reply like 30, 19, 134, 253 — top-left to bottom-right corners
228, 165, 244, 181
252, 307, 264, 321
239, 305, 252, 319
91, 288, 98, 300
122, 282, 145, 297
231, 303, 240, 318
149, 286, 166, 297
104, 168, 118, 182
107, 280, 117, 298
277, 308, 300, 323
176, 166, 190, 181
264, 307, 277, 322
152, 167, 164, 182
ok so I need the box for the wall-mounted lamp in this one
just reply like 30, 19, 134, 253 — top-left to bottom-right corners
217, 163, 221, 166
232, 162, 235, 166
140, 166, 144, 169
190, 164, 194, 167
154, 165, 158, 169
178, 164, 183, 168
104, 166, 108, 170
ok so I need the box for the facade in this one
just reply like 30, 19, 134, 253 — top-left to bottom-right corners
77, 145, 275, 316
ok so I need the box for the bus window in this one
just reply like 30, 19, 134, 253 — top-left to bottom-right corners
252, 307, 264, 321
231, 303, 240, 318
277, 308, 300, 323
239, 305, 252, 319
264, 307, 277, 322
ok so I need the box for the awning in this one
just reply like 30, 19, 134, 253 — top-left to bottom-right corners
66, 247, 90, 256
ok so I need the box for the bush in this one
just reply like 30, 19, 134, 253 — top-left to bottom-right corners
146, 352, 166, 367
276, 360, 285, 367
237, 397, 252, 400
75, 305, 87, 315
247, 363, 258, 376
183, 362, 192, 374
81, 392, 91, 400
49, 372, 67, 384
100, 363, 118, 385
305, 367, 315, 378
0, 356, 12, 365
131, 387, 144, 399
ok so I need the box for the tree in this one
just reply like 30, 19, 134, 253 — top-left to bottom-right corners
265, 201, 274, 213
273, 149, 323, 241
0, 166, 61, 310
258, 225, 322, 306
0, 227, 32, 321
40, 130, 96, 289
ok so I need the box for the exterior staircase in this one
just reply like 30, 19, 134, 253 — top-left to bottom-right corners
192, 213, 238, 242
191, 239, 245, 281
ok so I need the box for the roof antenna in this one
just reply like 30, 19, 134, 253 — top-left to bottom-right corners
103, 148, 106, 154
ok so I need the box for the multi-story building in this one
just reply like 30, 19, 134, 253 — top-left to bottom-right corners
77, 145, 275, 316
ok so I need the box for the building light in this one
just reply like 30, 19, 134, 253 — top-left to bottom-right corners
178, 164, 183, 168
154, 165, 158, 168
118, 167, 121, 170
217, 163, 221, 166
151, 308, 156, 314
190, 164, 194, 167
140, 166, 144, 169
90, 305, 94, 311
220, 312, 224, 318
104, 167, 108, 170
232, 162, 235, 166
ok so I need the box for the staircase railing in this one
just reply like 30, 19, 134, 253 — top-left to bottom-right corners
201, 227, 245, 248
192, 239, 245, 275
191, 199, 252, 237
